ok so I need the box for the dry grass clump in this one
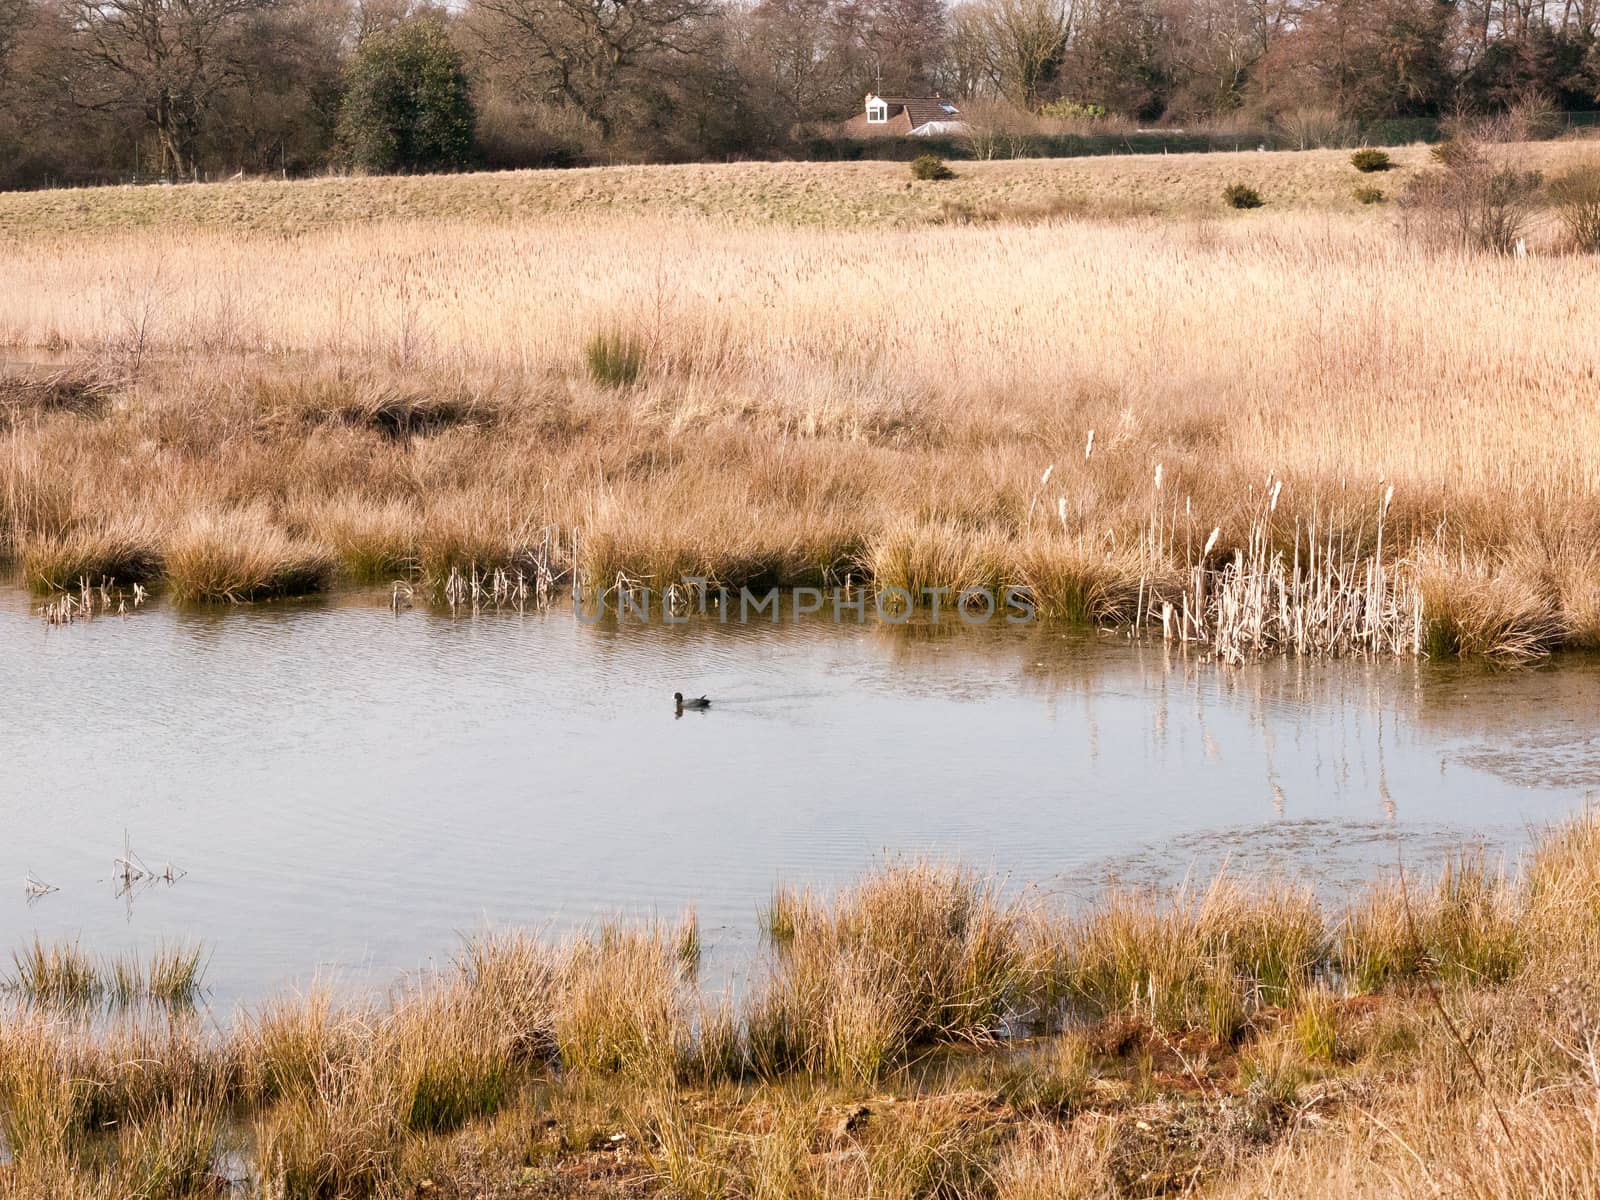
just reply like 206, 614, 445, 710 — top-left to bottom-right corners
111, 1087, 225, 1200
7, 940, 208, 1013
993, 1119, 1115, 1200
239, 988, 368, 1105
18, 518, 164, 593
554, 923, 689, 1082
253, 1057, 402, 1199
0, 367, 113, 426
0, 1011, 94, 1174
8, 938, 102, 1007
383, 988, 513, 1134
1015, 535, 1148, 624
291, 495, 419, 583
0, 1008, 232, 1197
163, 508, 335, 602
860, 522, 1012, 611
1063, 876, 1327, 1038
107, 942, 208, 1008
1417, 546, 1567, 662
455, 930, 562, 1064
751, 863, 1022, 1083
1335, 880, 1426, 994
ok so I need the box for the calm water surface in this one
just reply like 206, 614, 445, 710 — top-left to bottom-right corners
3, 590, 1598, 1009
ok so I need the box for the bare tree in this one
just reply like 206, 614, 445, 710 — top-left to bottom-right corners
467, 0, 717, 139
65, 0, 278, 178
943, 0, 1003, 96
746, 0, 856, 127
968, 0, 1076, 108
0, 0, 29, 88
859, 0, 949, 94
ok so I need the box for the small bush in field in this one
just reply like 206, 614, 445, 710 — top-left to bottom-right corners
1223, 182, 1264, 209
1401, 142, 1542, 255
1353, 185, 1387, 205
910, 154, 955, 182
1548, 163, 1600, 252
1350, 149, 1393, 173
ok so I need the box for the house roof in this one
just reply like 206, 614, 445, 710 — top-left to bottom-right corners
875, 97, 962, 128
841, 95, 964, 138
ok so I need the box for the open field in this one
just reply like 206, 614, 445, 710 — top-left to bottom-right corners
5, 811, 1600, 1198
3, 141, 1600, 657
0, 139, 1594, 234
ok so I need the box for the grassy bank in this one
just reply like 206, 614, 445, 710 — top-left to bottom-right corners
5, 813, 1600, 1198
3, 147, 1600, 658
0, 139, 1593, 234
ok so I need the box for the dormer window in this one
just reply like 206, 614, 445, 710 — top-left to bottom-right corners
867, 99, 888, 123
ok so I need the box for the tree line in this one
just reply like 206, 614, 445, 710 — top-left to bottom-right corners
1, 0, 1598, 188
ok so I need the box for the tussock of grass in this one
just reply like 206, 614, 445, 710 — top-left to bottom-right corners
455, 931, 561, 1065
240, 988, 367, 1105
9, 940, 207, 1013
555, 922, 687, 1082
19, 519, 164, 593
416, 496, 539, 583
114, 1088, 225, 1200
584, 328, 646, 389
0, 1014, 92, 1173
163, 509, 335, 601
253, 1057, 401, 1199
1062, 875, 1326, 1036
9, 938, 102, 1007
0, 367, 113, 425
1336, 881, 1426, 993
102, 942, 208, 1008
1016, 535, 1148, 624
1419, 547, 1567, 662
752, 862, 1022, 1083
385, 989, 511, 1134
859, 522, 1010, 610
293, 496, 419, 583
146, 942, 208, 1006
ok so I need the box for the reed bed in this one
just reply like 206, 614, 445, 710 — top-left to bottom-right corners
2, 197, 1596, 657
6, 817, 1600, 1197
5, 939, 206, 1010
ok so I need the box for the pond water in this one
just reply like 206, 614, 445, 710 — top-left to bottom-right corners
3, 589, 1598, 1011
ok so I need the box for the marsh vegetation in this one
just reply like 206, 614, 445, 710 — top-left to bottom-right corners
5, 815, 1600, 1198
4, 140, 1600, 659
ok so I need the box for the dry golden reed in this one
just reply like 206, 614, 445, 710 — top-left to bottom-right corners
2, 154, 1599, 658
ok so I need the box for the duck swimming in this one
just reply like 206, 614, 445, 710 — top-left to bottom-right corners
674, 692, 711, 712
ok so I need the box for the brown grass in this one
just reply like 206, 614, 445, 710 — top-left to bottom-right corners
4, 813, 1600, 1196
2, 148, 1598, 651
0, 141, 1593, 236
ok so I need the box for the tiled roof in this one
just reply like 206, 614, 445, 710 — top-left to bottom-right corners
878, 97, 962, 129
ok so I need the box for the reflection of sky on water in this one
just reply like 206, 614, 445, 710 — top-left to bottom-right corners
3, 589, 1595, 1008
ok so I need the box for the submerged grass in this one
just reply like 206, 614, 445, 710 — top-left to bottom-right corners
7, 940, 206, 1011
7, 812, 1600, 1195
9, 939, 102, 1007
